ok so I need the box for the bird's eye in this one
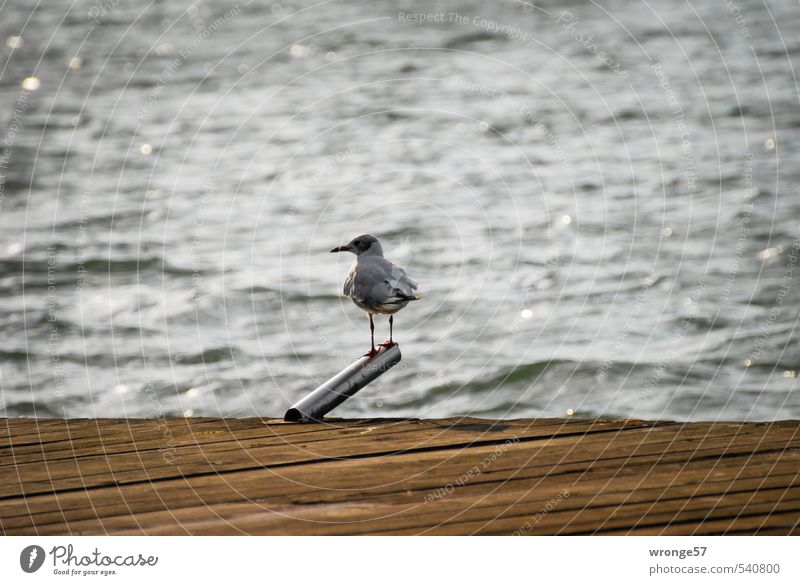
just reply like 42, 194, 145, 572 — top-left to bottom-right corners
354, 240, 361, 246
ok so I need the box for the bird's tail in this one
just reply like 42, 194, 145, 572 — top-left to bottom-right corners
393, 289, 422, 302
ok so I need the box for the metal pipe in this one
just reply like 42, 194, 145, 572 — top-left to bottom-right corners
284, 344, 402, 422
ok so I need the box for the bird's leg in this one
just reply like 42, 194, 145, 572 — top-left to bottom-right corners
364, 314, 378, 357
380, 315, 396, 348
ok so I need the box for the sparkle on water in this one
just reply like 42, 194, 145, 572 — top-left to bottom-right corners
757, 246, 783, 260
21, 76, 40, 91
290, 44, 311, 58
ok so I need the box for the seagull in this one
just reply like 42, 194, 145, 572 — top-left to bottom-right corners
330, 234, 421, 356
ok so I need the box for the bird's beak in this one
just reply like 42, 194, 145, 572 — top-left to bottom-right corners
330, 245, 346, 253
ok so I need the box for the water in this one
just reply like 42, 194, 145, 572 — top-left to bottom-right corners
1, 0, 798, 421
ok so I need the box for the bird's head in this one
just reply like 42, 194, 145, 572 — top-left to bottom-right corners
330, 234, 383, 257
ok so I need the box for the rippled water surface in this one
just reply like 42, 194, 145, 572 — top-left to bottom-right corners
1, 0, 799, 420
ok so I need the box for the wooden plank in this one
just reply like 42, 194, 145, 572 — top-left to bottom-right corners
0, 418, 798, 535
0, 419, 655, 497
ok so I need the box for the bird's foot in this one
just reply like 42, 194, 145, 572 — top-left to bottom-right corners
363, 347, 380, 358
378, 340, 397, 348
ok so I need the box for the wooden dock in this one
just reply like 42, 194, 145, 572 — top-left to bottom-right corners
1, 417, 798, 535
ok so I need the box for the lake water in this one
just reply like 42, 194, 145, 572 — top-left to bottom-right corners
1, 0, 799, 421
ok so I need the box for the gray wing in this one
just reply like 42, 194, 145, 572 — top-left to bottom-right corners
349, 257, 419, 305
385, 260, 418, 298
342, 262, 356, 298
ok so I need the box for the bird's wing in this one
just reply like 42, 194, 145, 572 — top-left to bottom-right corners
342, 261, 356, 298
351, 257, 420, 305
384, 260, 419, 298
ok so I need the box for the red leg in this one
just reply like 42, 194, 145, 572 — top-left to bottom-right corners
380, 315, 396, 348
364, 314, 378, 357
